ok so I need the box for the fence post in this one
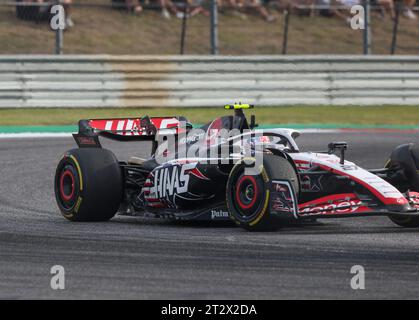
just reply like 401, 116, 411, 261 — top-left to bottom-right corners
55, 0, 63, 55
210, 0, 219, 55
180, 1, 188, 55
363, 0, 371, 55
282, 6, 290, 55
390, 2, 401, 55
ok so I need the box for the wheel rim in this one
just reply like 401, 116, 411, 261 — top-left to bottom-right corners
235, 175, 258, 210
56, 163, 79, 210
232, 172, 264, 219
60, 170, 75, 201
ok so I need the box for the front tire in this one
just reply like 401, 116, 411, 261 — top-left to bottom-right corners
389, 215, 419, 228
54, 148, 123, 222
226, 154, 299, 231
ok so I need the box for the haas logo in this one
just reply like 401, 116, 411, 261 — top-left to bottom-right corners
149, 163, 196, 198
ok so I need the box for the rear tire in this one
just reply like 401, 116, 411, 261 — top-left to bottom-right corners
226, 154, 299, 231
54, 148, 123, 222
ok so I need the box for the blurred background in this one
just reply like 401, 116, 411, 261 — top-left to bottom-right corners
0, 0, 418, 55
1, 1, 419, 116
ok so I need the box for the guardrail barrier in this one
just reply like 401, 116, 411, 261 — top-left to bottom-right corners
1, 55, 419, 107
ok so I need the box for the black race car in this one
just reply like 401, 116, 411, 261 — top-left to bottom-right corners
55, 105, 419, 231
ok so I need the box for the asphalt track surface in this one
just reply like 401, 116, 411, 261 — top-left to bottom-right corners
0, 132, 418, 300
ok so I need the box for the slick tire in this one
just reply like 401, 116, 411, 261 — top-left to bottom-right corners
389, 216, 419, 228
226, 154, 299, 231
54, 148, 123, 222
385, 143, 419, 192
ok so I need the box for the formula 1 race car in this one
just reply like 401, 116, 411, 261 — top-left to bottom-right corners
55, 104, 419, 231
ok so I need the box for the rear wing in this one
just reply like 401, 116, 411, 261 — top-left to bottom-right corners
73, 116, 192, 148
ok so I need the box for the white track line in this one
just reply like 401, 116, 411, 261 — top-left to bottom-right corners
0, 133, 73, 139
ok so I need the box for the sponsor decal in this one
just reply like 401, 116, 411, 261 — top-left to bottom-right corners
300, 200, 363, 215
300, 174, 322, 192
300, 175, 311, 190
148, 163, 196, 199
298, 193, 370, 216
74, 197, 82, 213
179, 132, 205, 144
211, 209, 229, 220
144, 163, 211, 207
89, 117, 181, 136
75, 136, 97, 146
294, 160, 311, 171
270, 180, 298, 218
